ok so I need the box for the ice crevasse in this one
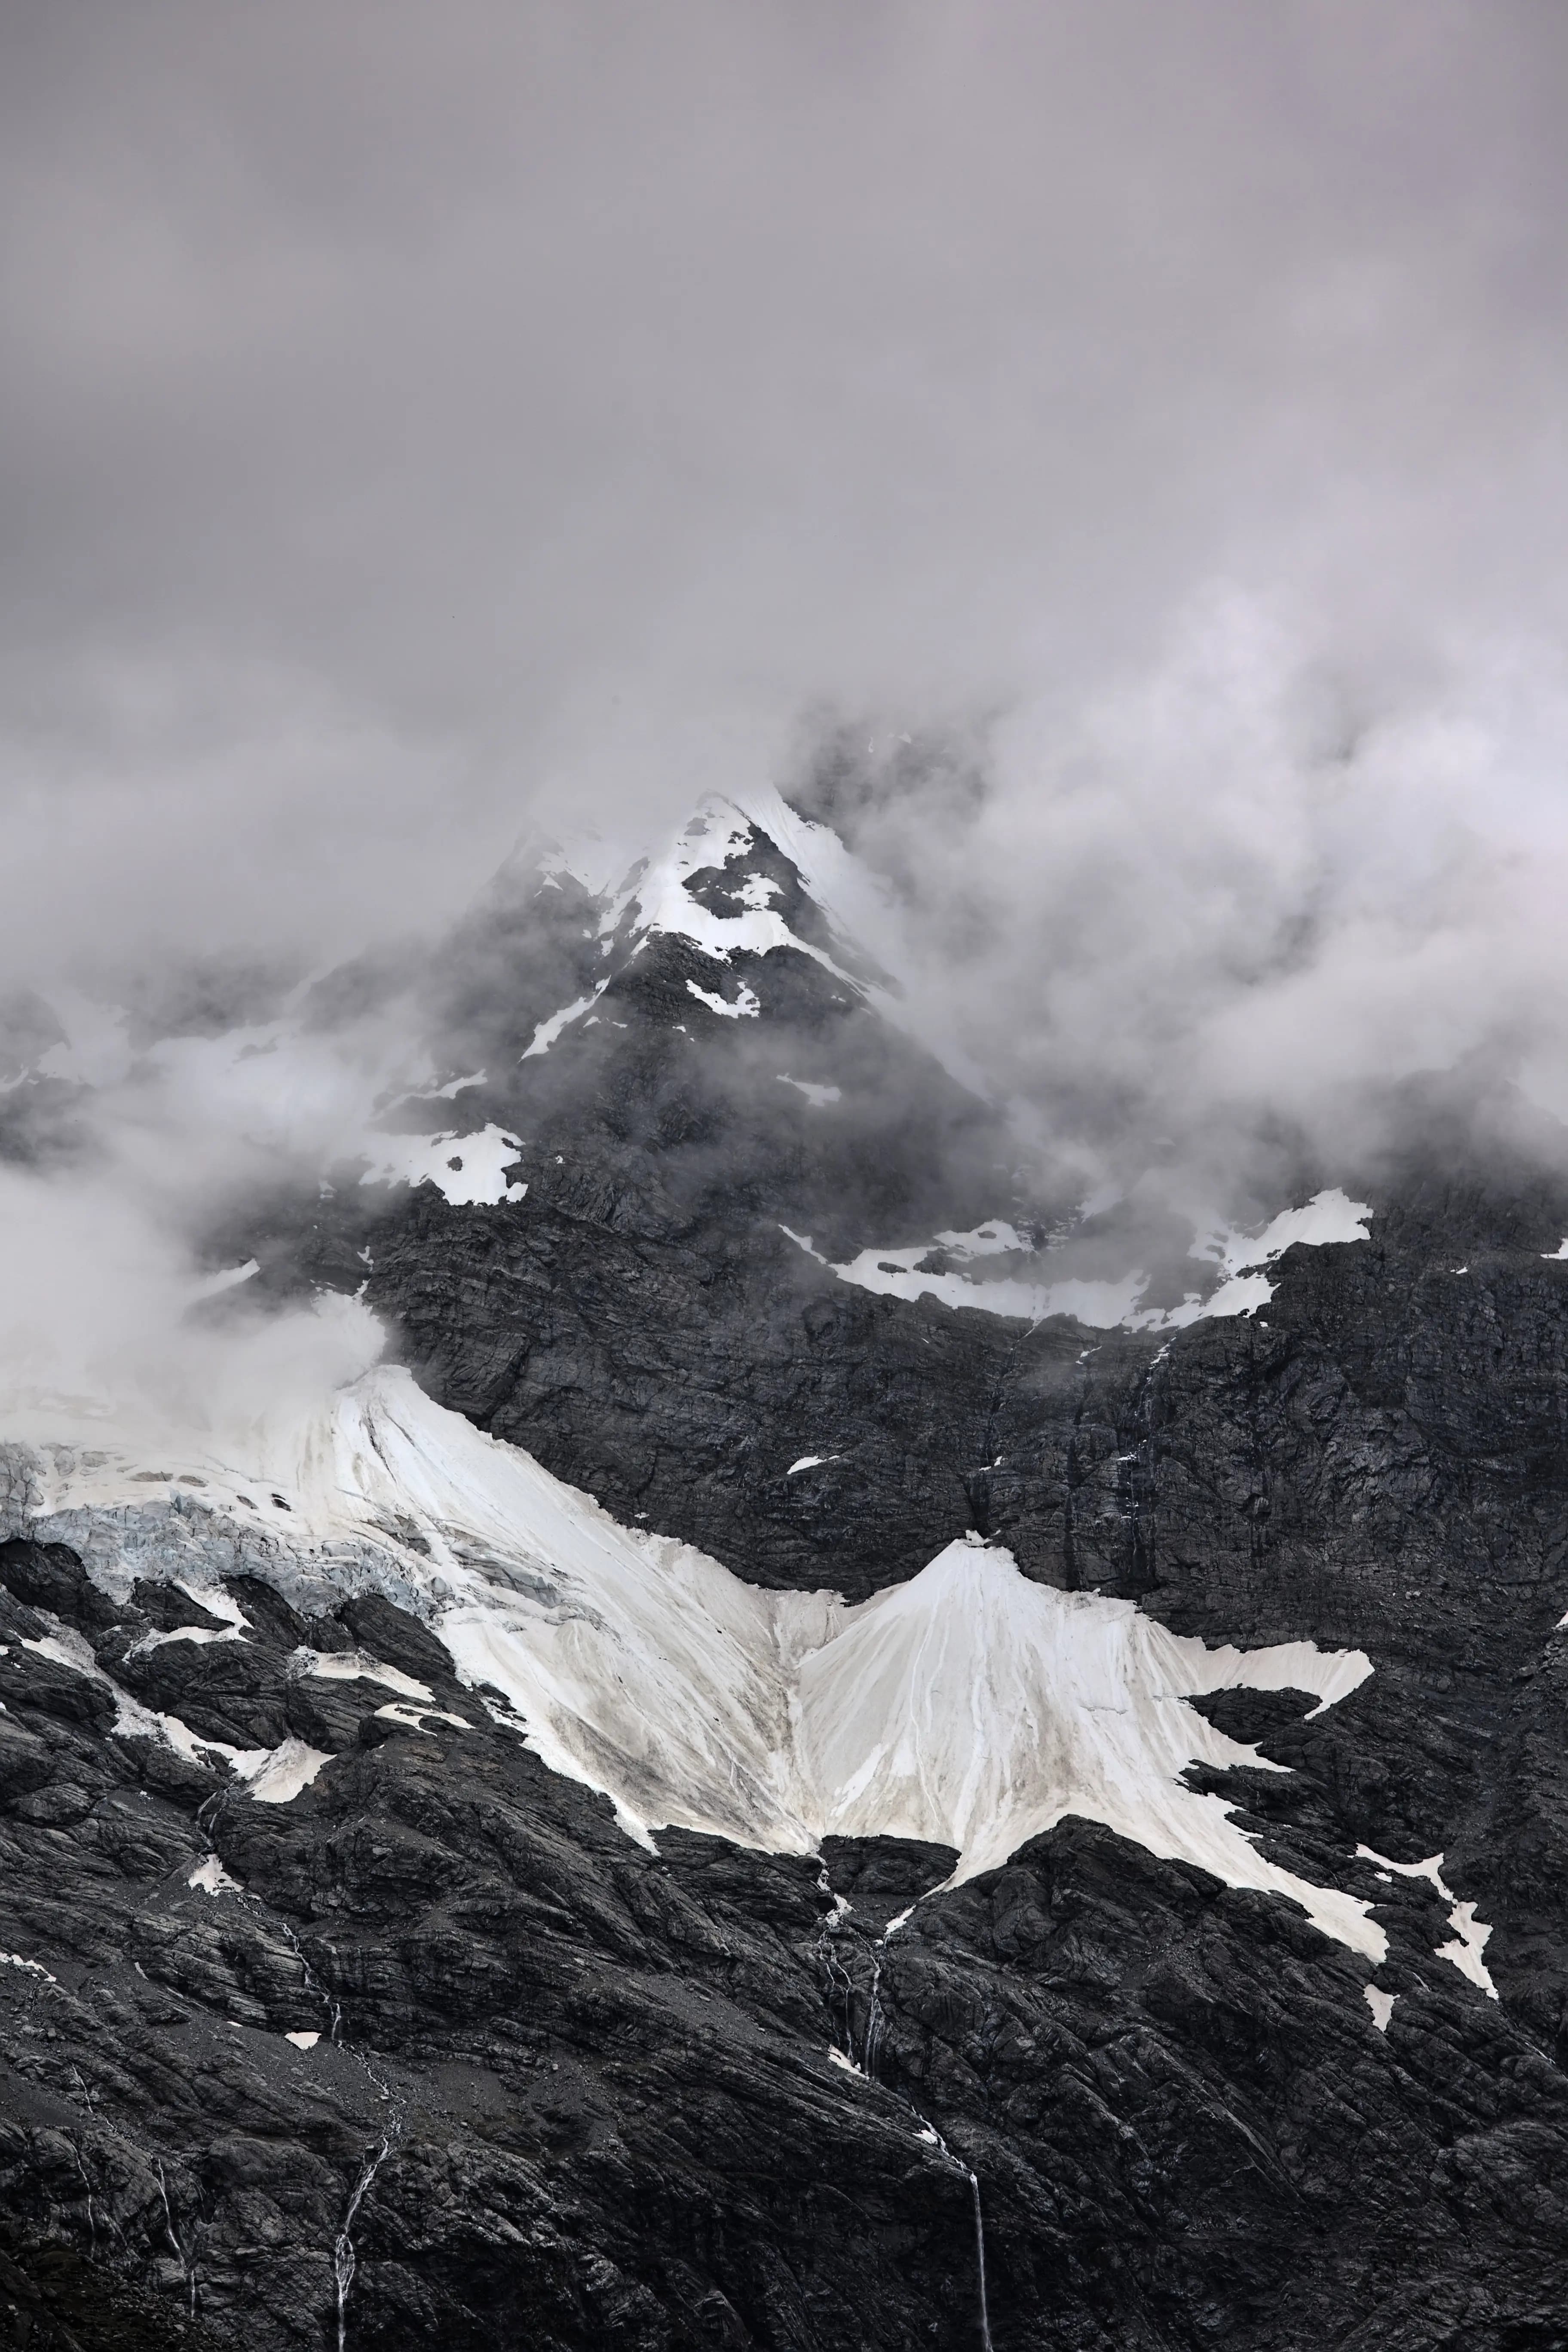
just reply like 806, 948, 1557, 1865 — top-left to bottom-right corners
26, 1364, 1383, 1960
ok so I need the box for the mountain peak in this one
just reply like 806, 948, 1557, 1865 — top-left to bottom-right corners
505, 789, 897, 1067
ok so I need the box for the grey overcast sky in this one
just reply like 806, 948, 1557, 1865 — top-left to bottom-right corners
3, 0, 1568, 1132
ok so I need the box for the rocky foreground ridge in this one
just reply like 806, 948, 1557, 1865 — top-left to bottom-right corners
2, 797, 1568, 2349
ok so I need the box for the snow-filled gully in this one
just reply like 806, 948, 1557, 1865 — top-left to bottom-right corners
13, 1360, 1494, 1992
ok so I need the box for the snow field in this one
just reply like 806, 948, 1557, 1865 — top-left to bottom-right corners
782, 1188, 1374, 1332
358, 1124, 525, 1206
26, 1366, 1398, 1960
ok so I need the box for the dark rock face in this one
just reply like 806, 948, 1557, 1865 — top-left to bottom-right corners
7, 818, 1568, 2347
8, 1160, 1568, 2349
5, 1526, 1568, 2352
0, 1545, 1006, 2350
375, 1193, 1005, 1604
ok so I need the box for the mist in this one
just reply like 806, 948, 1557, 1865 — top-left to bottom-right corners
3, 0, 1568, 1357
799, 593, 1568, 1210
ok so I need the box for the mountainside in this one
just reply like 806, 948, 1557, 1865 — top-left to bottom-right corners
3, 797, 1568, 2351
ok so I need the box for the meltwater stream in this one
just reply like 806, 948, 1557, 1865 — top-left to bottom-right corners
818, 1874, 995, 2350
334, 2137, 392, 2352
968, 2171, 995, 2352
906, 2111, 995, 2352
188, 1841, 399, 2348
154, 2158, 199, 2323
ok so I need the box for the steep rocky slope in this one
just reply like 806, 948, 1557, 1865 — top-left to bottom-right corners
3, 798, 1568, 2350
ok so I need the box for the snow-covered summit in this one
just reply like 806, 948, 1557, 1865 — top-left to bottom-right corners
514, 787, 902, 1061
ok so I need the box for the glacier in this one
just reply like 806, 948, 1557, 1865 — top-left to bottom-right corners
9, 1359, 1382, 1959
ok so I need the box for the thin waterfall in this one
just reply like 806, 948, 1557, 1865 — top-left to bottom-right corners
815, 1862, 995, 2347
966, 2167, 994, 2352
908, 2116, 995, 2352
261, 1896, 402, 2335
814, 1863, 857, 2054
273, 1913, 344, 2042
153, 2159, 198, 2322
334, 2135, 391, 2352
862, 1940, 886, 2081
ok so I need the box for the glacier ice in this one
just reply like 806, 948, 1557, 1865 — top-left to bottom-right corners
12, 1363, 1388, 1956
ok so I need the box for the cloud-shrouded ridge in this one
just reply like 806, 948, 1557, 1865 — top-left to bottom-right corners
0, 0, 1565, 1170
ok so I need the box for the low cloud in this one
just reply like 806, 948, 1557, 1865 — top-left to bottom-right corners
0, 1159, 383, 1451
0, 2, 1565, 1250
800, 591, 1568, 1210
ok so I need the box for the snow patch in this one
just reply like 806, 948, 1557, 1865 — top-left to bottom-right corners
285, 2029, 320, 2049
359, 1124, 524, 1206
299, 1648, 432, 1703
1439, 1902, 1497, 1994
371, 1700, 471, 1734
1544, 1240, 1568, 1260
190, 1260, 260, 1302
187, 1854, 242, 1896
1200, 1189, 1374, 1274
179, 1583, 249, 1633
782, 1188, 1372, 1333
1131, 1271, 1274, 1330
1363, 1984, 1397, 2031
784, 1229, 1149, 1331
129, 1620, 247, 1660
686, 978, 760, 1019
522, 984, 608, 1058
245, 1740, 331, 1804
1355, 1845, 1498, 1996
15, 1625, 332, 1805
21, 1632, 104, 1675
0, 1951, 58, 1984
933, 1223, 1031, 1259
777, 1074, 842, 1106
1129, 1188, 1374, 1330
